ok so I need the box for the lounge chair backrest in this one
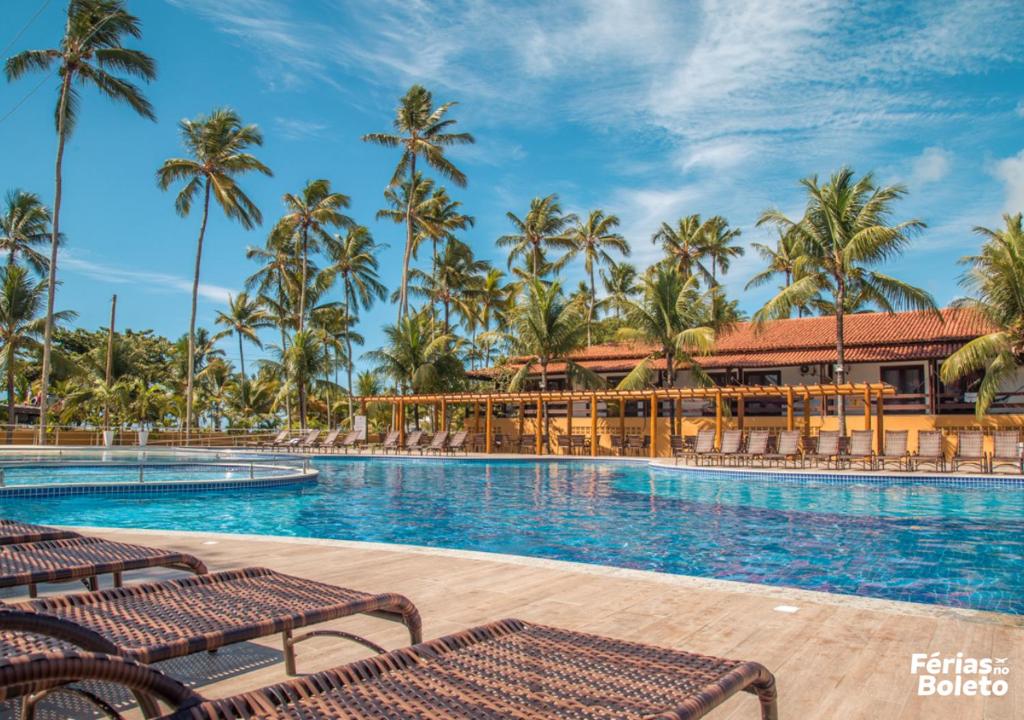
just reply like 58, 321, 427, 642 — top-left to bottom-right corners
956, 431, 983, 458
815, 431, 839, 455
430, 431, 449, 448
720, 429, 742, 454
670, 435, 684, 450
626, 435, 644, 448
449, 430, 468, 448
848, 430, 873, 456
916, 431, 943, 458
993, 431, 1020, 458
557, 435, 571, 447
883, 430, 908, 457
776, 430, 799, 455
340, 431, 358, 446
300, 430, 320, 446
271, 430, 288, 444
745, 430, 769, 454
405, 430, 423, 447
382, 430, 399, 447
695, 429, 715, 453
321, 429, 341, 446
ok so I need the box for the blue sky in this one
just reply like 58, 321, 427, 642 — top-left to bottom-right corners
2, 0, 1023, 374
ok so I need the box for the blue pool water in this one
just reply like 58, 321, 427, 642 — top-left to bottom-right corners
0, 463, 287, 485
2, 457, 1021, 614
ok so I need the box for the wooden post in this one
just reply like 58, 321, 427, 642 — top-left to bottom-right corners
590, 393, 598, 456
473, 401, 479, 432
398, 399, 405, 447
714, 390, 723, 447
619, 396, 626, 443
440, 398, 447, 431
649, 392, 657, 458
566, 391, 573, 453
535, 396, 543, 454
737, 396, 745, 431
863, 385, 871, 432
485, 397, 493, 453
518, 401, 525, 440
876, 388, 885, 450
786, 387, 795, 431
802, 391, 811, 435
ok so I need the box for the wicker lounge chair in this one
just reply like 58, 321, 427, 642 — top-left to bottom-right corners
311, 428, 341, 453
839, 430, 875, 470
378, 430, 400, 453
297, 429, 321, 452
690, 428, 717, 465
951, 430, 986, 472
422, 430, 449, 454
0, 618, 778, 720
625, 434, 646, 456
0, 521, 80, 547
515, 434, 535, 453
989, 430, 1022, 473
400, 430, 425, 453
0, 566, 423, 716
337, 430, 360, 453
762, 430, 802, 467
670, 434, 686, 457
0, 536, 207, 598
556, 434, 572, 454
910, 431, 946, 472
609, 434, 626, 456
247, 429, 287, 449
705, 429, 742, 466
735, 430, 770, 466
876, 430, 909, 471
447, 430, 469, 454
804, 431, 839, 468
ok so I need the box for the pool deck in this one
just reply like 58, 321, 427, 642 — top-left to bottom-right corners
17, 526, 1021, 720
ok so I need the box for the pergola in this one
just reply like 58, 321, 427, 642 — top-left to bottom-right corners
358, 382, 897, 458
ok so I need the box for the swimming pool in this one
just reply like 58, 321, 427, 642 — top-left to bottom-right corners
2, 457, 1021, 614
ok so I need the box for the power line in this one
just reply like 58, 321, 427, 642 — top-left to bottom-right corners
0, 0, 52, 58
0, 73, 49, 125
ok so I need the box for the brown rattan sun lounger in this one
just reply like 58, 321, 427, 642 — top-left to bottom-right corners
705, 429, 742, 466
312, 428, 341, 452
377, 430, 400, 453
338, 430, 360, 452
762, 430, 802, 467
735, 430, 770, 467
876, 430, 909, 471
911, 430, 946, 472
0, 618, 778, 720
989, 430, 1022, 473
690, 428, 716, 465
422, 429, 449, 454
400, 430, 424, 453
805, 431, 839, 468
0, 520, 80, 547
625, 434, 646, 456
0, 567, 421, 675
0, 536, 207, 598
447, 429, 469, 454
838, 430, 875, 470
951, 430, 986, 472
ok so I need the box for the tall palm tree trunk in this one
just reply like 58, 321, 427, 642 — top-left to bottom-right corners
343, 285, 354, 422
835, 273, 847, 435
587, 265, 596, 346
37, 72, 72, 446
237, 334, 247, 387
399, 156, 417, 320
185, 181, 213, 442
298, 228, 308, 332
7, 347, 17, 445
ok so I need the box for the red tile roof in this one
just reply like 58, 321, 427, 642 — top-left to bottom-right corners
482, 308, 990, 377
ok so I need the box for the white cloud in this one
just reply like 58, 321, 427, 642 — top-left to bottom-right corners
993, 149, 1024, 213
273, 117, 328, 140
62, 254, 234, 304
909, 147, 952, 188
1016, 100, 1024, 118
680, 139, 758, 172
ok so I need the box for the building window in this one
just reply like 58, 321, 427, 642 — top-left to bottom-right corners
881, 364, 925, 394
743, 370, 781, 386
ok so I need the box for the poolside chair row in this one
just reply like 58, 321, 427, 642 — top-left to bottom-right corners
376, 428, 470, 454
674, 428, 1023, 473
0, 520, 778, 719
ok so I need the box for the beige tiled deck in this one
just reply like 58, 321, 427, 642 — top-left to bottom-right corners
11, 527, 1024, 719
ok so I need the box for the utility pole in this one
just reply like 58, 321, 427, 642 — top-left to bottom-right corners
103, 294, 117, 431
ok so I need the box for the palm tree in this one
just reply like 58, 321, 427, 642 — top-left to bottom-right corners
421, 187, 474, 276
614, 265, 715, 432
0, 265, 75, 439
362, 85, 474, 319
375, 172, 438, 319
0, 190, 55, 273
498, 194, 577, 279
323, 226, 386, 420
940, 213, 1024, 416
274, 329, 328, 428
467, 267, 510, 368
275, 179, 352, 331
5, 0, 156, 443
214, 291, 269, 389
756, 167, 936, 433
156, 108, 271, 438
745, 229, 805, 315
409, 240, 488, 337
565, 210, 630, 345
601, 261, 640, 319
700, 216, 743, 283
507, 279, 603, 448
652, 215, 714, 282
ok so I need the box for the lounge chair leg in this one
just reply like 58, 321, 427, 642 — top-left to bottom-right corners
28, 583, 37, 599
283, 628, 297, 675
113, 571, 123, 588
